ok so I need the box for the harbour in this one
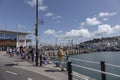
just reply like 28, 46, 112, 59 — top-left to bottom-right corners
1, 0, 120, 80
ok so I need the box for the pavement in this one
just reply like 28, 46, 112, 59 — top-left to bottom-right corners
0, 51, 96, 80
0, 51, 69, 80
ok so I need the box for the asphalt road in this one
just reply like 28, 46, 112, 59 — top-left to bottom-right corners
0, 54, 53, 80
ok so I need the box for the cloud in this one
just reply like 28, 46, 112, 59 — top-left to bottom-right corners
53, 16, 62, 19
64, 29, 92, 38
99, 12, 117, 17
63, 24, 120, 38
25, 0, 44, 7
95, 24, 120, 36
81, 17, 101, 26
26, 0, 48, 11
103, 18, 108, 21
25, 0, 36, 7
38, 5, 48, 11
45, 12, 54, 17
58, 30, 63, 33
44, 28, 93, 39
112, 25, 120, 32
44, 29, 56, 35
80, 12, 117, 27
43, 23, 120, 40
86, 17, 101, 25
96, 24, 113, 35
17, 24, 25, 29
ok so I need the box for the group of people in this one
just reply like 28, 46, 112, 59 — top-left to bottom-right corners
6, 46, 29, 61
6, 47, 19, 57
41, 47, 65, 71
6, 46, 65, 71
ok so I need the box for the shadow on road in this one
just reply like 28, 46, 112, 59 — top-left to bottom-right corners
5, 63, 18, 66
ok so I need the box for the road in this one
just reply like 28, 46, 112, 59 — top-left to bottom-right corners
0, 53, 53, 80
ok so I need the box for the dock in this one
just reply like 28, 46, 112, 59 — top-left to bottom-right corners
44, 49, 96, 56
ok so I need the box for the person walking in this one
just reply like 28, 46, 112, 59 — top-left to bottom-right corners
21, 46, 27, 61
58, 47, 65, 71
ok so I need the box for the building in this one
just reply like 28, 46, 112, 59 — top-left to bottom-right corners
0, 30, 31, 51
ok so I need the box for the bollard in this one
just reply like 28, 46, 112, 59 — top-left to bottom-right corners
67, 61, 72, 80
66, 56, 69, 61
66, 56, 69, 71
40, 54, 42, 66
31, 54, 34, 62
101, 61, 106, 80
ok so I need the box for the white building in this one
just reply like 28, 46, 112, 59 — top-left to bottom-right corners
0, 30, 31, 50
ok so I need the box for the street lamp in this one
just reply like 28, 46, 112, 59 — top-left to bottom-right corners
35, 0, 39, 66
35, 0, 43, 66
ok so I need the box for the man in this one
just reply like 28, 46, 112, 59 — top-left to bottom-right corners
58, 47, 65, 71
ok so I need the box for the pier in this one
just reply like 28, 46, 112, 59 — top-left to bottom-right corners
44, 49, 96, 57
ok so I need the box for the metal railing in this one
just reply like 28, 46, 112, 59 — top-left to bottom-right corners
67, 57, 120, 80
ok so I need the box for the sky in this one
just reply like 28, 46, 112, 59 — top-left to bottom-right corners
0, 0, 120, 45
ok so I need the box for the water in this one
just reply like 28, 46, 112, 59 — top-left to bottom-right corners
70, 51, 120, 80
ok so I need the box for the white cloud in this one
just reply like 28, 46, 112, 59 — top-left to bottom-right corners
97, 24, 113, 35
95, 24, 120, 36
58, 30, 63, 33
44, 29, 56, 35
112, 25, 120, 32
65, 29, 92, 38
45, 12, 54, 17
103, 18, 108, 21
17, 24, 25, 29
80, 12, 117, 27
25, 0, 36, 7
53, 16, 62, 19
38, 6, 48, 11
80, 17, 101, 27
25, 0, 44, 7
86, 17, 101, 26
43, 24, 120, 40
99, 12, 117, 17
80, 22, 85, 26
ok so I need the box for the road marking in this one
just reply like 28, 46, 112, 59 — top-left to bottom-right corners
27, 78, 33, 80
6, 71, 17, 75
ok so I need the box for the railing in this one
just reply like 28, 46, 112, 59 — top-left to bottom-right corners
67, 57, 120, 80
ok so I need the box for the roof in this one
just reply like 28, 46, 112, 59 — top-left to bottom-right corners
0, 29, 31, 35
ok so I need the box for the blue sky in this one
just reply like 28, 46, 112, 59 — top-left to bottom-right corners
0, 0, 120, 45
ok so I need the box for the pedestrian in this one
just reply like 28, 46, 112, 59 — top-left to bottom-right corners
30, 47, 35, 62
6, 47, 10, 55
9, 48, 13, 57
21, 46, 27, 61
58, 47, 65, 71
16, 47, 20, 56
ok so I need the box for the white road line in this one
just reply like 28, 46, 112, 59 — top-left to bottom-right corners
6, 71, 18, 75
27, 78, 33, 80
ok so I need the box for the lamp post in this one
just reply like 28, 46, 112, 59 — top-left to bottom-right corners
35, 0, 39, 66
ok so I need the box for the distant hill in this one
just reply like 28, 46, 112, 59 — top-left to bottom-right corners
79, 36, 120, 51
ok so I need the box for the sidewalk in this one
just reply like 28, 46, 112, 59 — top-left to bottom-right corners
13, 61, 68, 80
0, 51, 95, 80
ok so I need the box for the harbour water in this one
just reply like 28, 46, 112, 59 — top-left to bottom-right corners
70, 51, 120, 80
